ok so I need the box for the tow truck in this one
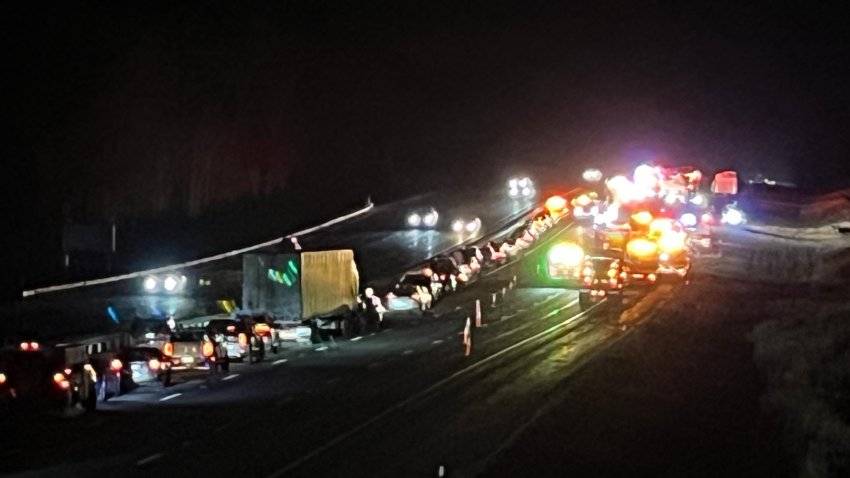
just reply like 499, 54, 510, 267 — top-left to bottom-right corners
0, 341, 97, 412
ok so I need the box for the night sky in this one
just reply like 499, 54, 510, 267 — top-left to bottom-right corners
3, 1, 850, 295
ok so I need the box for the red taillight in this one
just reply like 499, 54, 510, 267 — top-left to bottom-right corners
30, 342, 39, 351
238, 333, 248, 347
0, 372, 7, 385
226, 325, 236, 333
148, 358, 161, 371
163, 342, 174, 357
53, 372, 70, 390
20, 342, 29, 351
254, 323, 271, 336
64, 368, 72, 375
202, 341, 214, 358
110, 359, 123, 372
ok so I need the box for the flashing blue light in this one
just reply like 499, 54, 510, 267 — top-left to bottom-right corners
107, 306, 120, 324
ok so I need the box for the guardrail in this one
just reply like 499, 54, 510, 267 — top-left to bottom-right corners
21, 203, 375, 298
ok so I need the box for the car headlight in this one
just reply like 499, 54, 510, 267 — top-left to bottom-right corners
452, 220, 464, 233
423, 210, 438, 227
143, 276, 158, 292
521, 187, 532, 197
163, 275, 179, 292
722, 208, 745, 226
407, 213, 422, 227
465, 218, 481, 233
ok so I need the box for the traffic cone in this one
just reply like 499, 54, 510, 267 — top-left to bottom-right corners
475, 299, 482, 327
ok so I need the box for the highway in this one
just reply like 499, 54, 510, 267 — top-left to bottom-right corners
0, 186, 792, 478
2, 222, 642, 477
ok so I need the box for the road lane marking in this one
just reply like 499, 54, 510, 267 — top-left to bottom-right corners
136, 452, 165, 466
369, 333, 376, 336
432, 339, 444, 345
402, 349, 414, 355
273, 359, 288, 365
314, 346, 328, 352
160, 393, 182, 402
222, 374, 239, 381
350, 336, 363, 341
267, 296, 597, 478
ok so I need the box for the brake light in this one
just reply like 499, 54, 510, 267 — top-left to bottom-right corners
238, 333, 248, 347
226, 325, 236, 333
202, 341, 214, 358
30, 342, 39, 350
53, 372, 70, 390
0, 373, 6, 384
20, 342, 29, 351
163, 342, 174, 357
148, 358, 161, 371
64, 368, 72, 375
110, 359, 123, 371
254, 323, 271, 335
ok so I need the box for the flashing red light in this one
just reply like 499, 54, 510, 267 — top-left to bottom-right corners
202, 341, 215, 358
163, 342, 174, 357
53, 372, 70, 390
110, 359, 123, 372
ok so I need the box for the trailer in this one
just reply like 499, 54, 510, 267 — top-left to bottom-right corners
242, 250, 361, 339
